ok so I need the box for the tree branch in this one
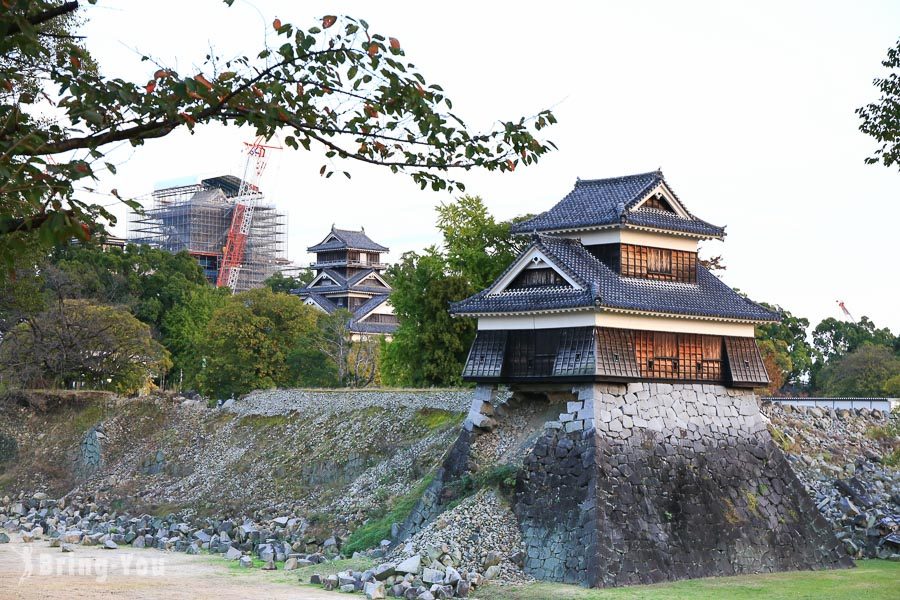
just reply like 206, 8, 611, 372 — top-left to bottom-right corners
3, 1, 80, 39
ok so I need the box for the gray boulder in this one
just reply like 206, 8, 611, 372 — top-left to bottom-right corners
422, 567, 443, 584
364, 581, 386, 599
395, 554, 421, 574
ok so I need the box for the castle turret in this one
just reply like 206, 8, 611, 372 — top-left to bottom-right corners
451, 170, 776, 386
445, 171, 849, 587
296, 226, 398, 335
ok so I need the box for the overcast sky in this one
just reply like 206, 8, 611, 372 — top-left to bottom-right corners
81, 1, 900, 333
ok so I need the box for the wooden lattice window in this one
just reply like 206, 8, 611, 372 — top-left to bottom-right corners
620, 244, 697, 283
648, 248, 673, 275
635, 331, 724, 382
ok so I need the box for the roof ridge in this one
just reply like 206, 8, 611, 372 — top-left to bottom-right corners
574, 170, 661, 185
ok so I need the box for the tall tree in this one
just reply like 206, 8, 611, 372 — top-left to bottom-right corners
263, 270, 314, 294
857, 38, 900, 170
0, 298, 170, 393
755, 305, 813, 385
196, 287, 318, 397
159, 285, 230, 389
308, 309, 382, 388
816, 344, 900, 397
50, 242, 209, 334
0, 1, 556, 266
436, 195, 521, 290
812, 316, 897, 363
382, 249, 475, 387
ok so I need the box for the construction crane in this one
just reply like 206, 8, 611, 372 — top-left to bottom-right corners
216, 138, 280, 291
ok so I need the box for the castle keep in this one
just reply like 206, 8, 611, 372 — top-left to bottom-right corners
448, 171, 851, 586
295, 226, 398, 336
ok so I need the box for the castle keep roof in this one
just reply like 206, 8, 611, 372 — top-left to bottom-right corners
307, 227, 390, 252
450, 235, 778, 322
511, 171, 725, 238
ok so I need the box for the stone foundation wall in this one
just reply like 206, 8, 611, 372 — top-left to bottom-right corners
513, 382, 852, 587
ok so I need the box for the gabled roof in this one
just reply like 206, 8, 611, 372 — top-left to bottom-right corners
299, 268, 391, 295
297, 291, 397, 334
510, 171, 725, 238
302, 292, 339, 314
450, 234, 778, 322
307, 226, 390, 252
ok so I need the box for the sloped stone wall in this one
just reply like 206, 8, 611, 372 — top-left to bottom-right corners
513, 383, 853, 587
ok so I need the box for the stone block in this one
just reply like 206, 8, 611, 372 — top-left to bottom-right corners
564, 420, 584, 433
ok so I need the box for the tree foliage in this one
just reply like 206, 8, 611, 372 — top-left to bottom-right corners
263, 270, 314, 293
436, 195, 521, 291
50, 241, 209, 333
816, 344, 900, 398
195, 287, 318, 397
0, 1, 556, 266
857, 38, 900, 170
811, 316, 897, 365
0, 298, 170, 393
382, 249, 475, 387
755, 306, 813, 385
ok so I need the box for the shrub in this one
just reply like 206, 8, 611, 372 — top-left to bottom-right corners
341, 474, 434, 555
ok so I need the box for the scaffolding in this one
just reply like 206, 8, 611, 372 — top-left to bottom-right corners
127, 175, 287, 292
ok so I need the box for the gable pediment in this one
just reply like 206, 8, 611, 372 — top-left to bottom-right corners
489, 247, 583, 295
309, 271, 342, 287
357, 273, 389, 288
631, 183, 691, 218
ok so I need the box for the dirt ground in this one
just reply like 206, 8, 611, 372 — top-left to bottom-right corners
0, 534, 344, 599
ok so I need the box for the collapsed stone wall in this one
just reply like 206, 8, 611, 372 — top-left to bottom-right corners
512, 383, 853, 587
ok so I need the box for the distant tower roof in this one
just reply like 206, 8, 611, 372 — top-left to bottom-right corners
307, 227, 389, 253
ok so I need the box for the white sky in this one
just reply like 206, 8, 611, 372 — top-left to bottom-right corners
81, 1, 900, 333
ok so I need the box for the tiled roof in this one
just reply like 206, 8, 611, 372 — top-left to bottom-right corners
294, 287, 397, 334
350, 321, 398, 334
510, 171, 724, 238
308, 227, 389, 252
304, 292, 338, 314
349, 294, 397, 334
351, 294, 390, 321
450, 234, 778, 322
298, 269, 391, 295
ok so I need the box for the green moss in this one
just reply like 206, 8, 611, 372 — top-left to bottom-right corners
723, 498, 741, 525
446, 463, 520, 500
883, 447, 900, 467
476, 560, 900, 600
341, 474, 434, 555
745, 491, 759, 515
239, 414, 292, 430
69, 402, 105, 434
412, 408, 465, 431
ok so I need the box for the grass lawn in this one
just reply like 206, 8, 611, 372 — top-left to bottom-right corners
478, 560, 900, 600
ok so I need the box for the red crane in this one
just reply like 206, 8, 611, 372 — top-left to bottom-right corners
216, 139, 280, 291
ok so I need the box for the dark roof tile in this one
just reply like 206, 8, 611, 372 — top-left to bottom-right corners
511, 171, 724, 238
307, 227, 389, 252
450, 234, 777, 322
